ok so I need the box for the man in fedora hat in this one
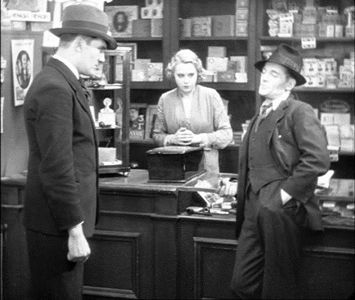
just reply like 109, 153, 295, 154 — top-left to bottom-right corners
23, 4, 116, 299
219, 44, 330, 299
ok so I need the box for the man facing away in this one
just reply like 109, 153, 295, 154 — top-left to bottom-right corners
23, 4, 116, 299
219, 43, 330, 299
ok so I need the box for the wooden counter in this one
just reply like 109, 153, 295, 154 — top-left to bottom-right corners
1, 170, 354, 299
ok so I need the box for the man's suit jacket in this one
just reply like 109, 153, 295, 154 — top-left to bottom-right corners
235, 95, 330, 237
24, 58, 99, 237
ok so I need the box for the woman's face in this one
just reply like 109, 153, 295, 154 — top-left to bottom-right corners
173, 62, 198, 95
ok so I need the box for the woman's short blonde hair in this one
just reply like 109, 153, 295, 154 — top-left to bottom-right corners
165, 49, 205, 81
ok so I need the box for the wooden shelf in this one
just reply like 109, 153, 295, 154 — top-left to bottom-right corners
260, 36, 355, 43
199, 82, 252, 91
131, 82, 169, 89
180, 36, 248, 41
294, 87, 355, 93
115, 37, 163, 42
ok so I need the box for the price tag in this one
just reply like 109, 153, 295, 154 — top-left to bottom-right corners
301, 37, 316, 49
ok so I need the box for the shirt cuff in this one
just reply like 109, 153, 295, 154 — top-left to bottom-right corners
199, 133, 209, 147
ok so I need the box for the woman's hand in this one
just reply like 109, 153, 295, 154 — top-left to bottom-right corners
170, 127, 201, 145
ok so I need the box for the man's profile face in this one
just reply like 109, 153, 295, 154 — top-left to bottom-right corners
258, 62, 291, 100
77, 37, 107, 78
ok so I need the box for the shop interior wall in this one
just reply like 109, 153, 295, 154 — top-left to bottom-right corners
1, 31, 43, 177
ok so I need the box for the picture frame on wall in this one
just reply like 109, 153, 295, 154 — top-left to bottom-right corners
105, 5, 139, 37
11, 39, 34, 106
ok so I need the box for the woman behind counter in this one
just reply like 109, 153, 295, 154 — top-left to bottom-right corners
152, 49, 233, 173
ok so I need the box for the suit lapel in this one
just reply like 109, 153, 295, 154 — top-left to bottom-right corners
239, 114, 258, 165
47, 58, 98, 147
266, 97, 292, 144
47, 59, 93, 117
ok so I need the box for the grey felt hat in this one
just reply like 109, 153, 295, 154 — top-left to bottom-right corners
255, 44, 306, 86
50, 4, 117, 50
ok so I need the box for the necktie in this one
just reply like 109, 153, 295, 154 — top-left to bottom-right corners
254, 101, 272, 132
78, 78, 91, 102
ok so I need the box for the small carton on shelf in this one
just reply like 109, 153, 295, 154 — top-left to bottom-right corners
212, 15, 235, 36
145, 0, 163, 8
206, 57, 228, 73
132, 19, 151, 37
147, 62, 163, 81
141, 4, 163, 19
151, 18, 163, 37
216, 71, 236, 82
235, 8, 249, 20
208, 46, 227, 58
235, 20, 248, 36
230, 56, 247, 73
180, 18, 192, 37
236, 0, 249, 8
191, 16, 212, 37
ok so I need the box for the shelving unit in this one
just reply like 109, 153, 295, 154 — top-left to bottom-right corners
88, 49, 132, 175
101, 0, 354, 173
255, 0, 354, 178
105, 0, 258, 157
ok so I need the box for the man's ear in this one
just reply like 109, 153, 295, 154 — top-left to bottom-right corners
74, 36, 85, 52
286, 77, 296, 91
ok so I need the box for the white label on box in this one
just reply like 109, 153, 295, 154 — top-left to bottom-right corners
235, 72, 248, 82
301, 37, 316, 49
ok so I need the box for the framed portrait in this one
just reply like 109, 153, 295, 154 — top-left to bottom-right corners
105, 5, 139, 37
11, 39, 34, 106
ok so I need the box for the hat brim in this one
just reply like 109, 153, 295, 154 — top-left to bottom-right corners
50, 27, 117, 50
255, 60, 306, 86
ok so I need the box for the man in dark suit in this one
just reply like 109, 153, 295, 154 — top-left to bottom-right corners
219, 44, 330, 299
23, 4, 116, 299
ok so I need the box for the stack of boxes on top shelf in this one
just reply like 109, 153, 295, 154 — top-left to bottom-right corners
182, 0, 249, 84
266, 0, 354, 38
202, 46, 247, 83
301, 52, 354, 89
131, 58, 163, 82
131, 0, 164, 82
134, 0, 163, 38
180, 0, 249, 38
264, 1, 355, 90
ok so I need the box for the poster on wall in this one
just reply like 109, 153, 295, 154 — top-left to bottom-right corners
11, 39, 34, 106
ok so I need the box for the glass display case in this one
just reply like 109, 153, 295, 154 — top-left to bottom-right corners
86, 48, 132, 175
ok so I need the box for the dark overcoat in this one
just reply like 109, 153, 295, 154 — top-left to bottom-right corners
23, 58, 99, 237
235, 95, 330, 237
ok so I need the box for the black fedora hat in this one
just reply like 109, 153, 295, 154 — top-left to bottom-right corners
255, 44, 306, 86
50, 4, 117, 50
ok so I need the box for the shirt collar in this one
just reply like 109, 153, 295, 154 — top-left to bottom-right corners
52, 54, 80, 80
267, 91, 291, 111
